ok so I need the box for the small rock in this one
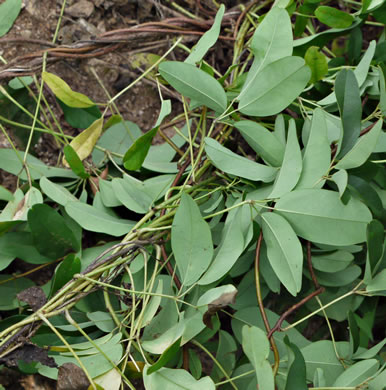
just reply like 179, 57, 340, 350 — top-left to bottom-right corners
65, 0, 94, 18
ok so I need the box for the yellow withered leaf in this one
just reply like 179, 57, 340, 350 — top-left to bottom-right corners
63, 118, 103, 167
43, 71, 94, 108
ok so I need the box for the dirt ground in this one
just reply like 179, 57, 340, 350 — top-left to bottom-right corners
0, 0, 185, 193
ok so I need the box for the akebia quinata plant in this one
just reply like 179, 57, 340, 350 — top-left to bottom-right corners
0, 1, 385, 389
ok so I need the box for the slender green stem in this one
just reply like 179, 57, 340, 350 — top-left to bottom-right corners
37, 313, 97, 390
109, 37, 182, 104
191, 340, 238, 390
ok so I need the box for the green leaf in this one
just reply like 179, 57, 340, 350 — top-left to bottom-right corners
143, 366, 215, 390
348, 310, 360, 356
313, 265, 361, 287
123, 127, 158, 171
87, 311, 116, 332
232, 306, 310, 357
93, 121, 142, 166
185, 5, 225, 64
199, 205, 253, 285
238, 7, 293, 99
65, 201, 135, 237
348, 175, 383, 219
312, 251, 354, 273
147, 338, 181, 375
242, 326, 274, 390
348, 28, 363, 64
335, 119, 382, 170
335, 69, 362, 157
275, 189, 372, 245
234, 120, 285, 167
188, 349, 202, 380
0, 275, 34, 310
0, 185, 14, 202
112, 174, 174, 214
301, 341, 345, 385
319, 40, 376, 106
238, 56, 310, 117
380, 66, 386, 117
304, 46, 328, 84
159, 61, 227, 113
284, 337, 308, 390
58, 100, 102, 129
171, 193, 213, 286
63, 145, 90, 179
354, 338, 386, 359
0, 232, 52, 266
333, 359, 379, 387
293, 19, 361, 57
43, 334, 123, 380
40, 177, 78, 207
65, 118, 103, 165
211, 330, 237, 382
296, 108, 331, 189
0, 149, 76, 180
28, 204, 79, 259
0, 0, 22, 37
367, 219, 384, 274
369, 367, 386, 390
269, 120, 302, 198
50, 253, 81, 296
315, 6, 354, 28
262, 212, 303, 296
331, 169, 348, 198
204, 137, 277, 182
366, 269, 386, 295
42, 72, 94, 108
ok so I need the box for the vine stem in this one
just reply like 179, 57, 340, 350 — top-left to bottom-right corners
254, 231, 280, 376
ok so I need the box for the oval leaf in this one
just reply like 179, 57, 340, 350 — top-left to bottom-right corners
275, 189, 372, 245
296, 108, 331, 189
335, 69, 362, 158
335, 119, 382, 170
65, 118, 104, 166
238, 7, 293, 99
143, 366, 215, 390
42, 71, 94, 108
159, 61, 227, 113
242, 326, 275, 390
28, 204, 79, 259
171, 193, 213, 286
50, 253, 81, 296
185, 5, 225, 64
262, 212, 303, 296
199, 205, 253, 285
205, 137, 277, 182
65, 201, 135, 237
304, 46, 328, 84
40, 177, 78, 207
123, 127, 158, 171
234, 120, 285, 167
238, 56, 311, 117
0, 0, 22, 37
333, 359, 379, 386
269, 120, 302, 199
63, 145, 90, 179
315, 6, 354, 29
